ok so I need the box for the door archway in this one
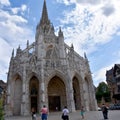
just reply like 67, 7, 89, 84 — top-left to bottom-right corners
73, 77, 81, 110
13, 74, 22, 115
48, 76, 66, 111
29, 76, 39, 113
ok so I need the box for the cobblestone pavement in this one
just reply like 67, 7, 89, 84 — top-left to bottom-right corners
5, 110, 120, 120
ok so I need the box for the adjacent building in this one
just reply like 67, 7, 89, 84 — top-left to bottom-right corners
106, 64, 120, 103
5, 0, 97, 116
0, 80, 6, 98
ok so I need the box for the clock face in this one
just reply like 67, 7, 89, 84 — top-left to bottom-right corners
47, 44, 53, 49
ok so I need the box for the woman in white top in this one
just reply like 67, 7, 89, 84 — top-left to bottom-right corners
62, 106, 69, 120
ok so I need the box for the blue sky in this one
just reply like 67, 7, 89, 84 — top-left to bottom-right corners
0, 0, 120, 87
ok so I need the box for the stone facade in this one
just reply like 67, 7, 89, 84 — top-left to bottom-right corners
5, 0, 97, 116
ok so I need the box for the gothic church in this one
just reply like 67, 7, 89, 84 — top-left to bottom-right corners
5, 0, 97, 116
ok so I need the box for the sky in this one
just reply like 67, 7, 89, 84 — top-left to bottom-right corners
0, 0, 120, 87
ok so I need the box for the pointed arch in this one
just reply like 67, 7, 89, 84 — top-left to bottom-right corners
51, 45, 59, 59
72, 74, 82, 110
47, 75, 66, 111
46, 45, 53, 58
27, 72, 39, 81
46, 70, 67, 86
72, 71, 83, 110
46, 45, 59, 59
29, 76, 39, 113
12, 73, 22, 115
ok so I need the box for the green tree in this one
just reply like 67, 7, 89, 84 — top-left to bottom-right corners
0, 98, 4, 120
96, 82, 111, 103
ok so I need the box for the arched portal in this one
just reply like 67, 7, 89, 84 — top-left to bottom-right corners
48, 76, 66, 111
73, 77, 81, 110
29, 76, 39, 113
13, 74, 22, 115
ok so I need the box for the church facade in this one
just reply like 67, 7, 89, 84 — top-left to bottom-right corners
5, 0, 97, 116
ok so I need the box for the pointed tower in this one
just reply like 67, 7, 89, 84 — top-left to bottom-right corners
36, 0, 54, 40
35, 0, 56, 58
40, 0, 50, 27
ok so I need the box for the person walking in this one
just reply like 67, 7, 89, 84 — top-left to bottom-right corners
62, 106, 69, 120
80, 106, 85, 119
31, 107, 36, 120
41, 105, 48, 120
101, 104, 108, 120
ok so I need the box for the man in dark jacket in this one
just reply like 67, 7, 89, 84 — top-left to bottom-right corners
101, 104, 108, 119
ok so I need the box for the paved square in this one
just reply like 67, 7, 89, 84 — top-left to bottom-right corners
5, 110, 120, 120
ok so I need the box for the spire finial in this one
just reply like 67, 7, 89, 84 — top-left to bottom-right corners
71, 43, 74, 49
27, 40, 29, 48
84, 52, 88, 60
58, 27, 63, 36
12, 49, 14, 58
40, 0, 50, 25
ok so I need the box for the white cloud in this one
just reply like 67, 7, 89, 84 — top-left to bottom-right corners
102, 4, 115, 16
21, 4, 27, 11
93, 56, 120, 87
56, 0, 76, 5
0, 10, 27, 23
11, 8, 20, 14
0, 10, 30, 46
93, 65, 113, 87
0, 4, 34, 81
0, 37, 11, 82
0, 0, 10, 6
11, 4, 27, 15
55, 0, 120, 86
58, 0, 120, 55
76, 0, 100, 5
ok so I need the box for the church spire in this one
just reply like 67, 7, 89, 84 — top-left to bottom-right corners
40, 0, 50, 26
35, 0, 55, 40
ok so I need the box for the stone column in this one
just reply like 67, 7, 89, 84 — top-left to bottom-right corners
39, 61, 46, 109
80, 81, 84, 108
25, 80, 31, 115
66, 74, 75, 112
21, 66, 29, 115
89, 81, 97, 110
40, 82, 45, 103
5, 72, 13, 116
5, 84, 13, 116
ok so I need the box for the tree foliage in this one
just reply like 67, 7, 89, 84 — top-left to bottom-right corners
96, 82, 111, 103
0, 98, 4, 120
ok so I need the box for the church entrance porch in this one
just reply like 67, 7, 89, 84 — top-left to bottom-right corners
29, 76, 39, 113
13, 75, 22, 115
48, 76, 67, 111
73, 77, 81, 110
31, 96, 37, 113
48, 96, 61, 111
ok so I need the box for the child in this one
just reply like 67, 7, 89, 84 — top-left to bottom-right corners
80, 106, 85, 119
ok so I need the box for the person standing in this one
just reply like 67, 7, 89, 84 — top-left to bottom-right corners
41, 105, 48, 120
31, 107, 36, 120
62, 106, 69, 120
101, 104, 108, 119
80, 106, 85, 119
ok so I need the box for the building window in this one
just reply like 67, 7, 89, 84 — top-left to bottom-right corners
118, 85, 120, 93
